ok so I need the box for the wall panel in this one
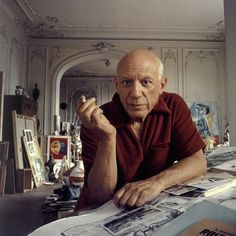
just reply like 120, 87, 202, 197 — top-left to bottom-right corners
28, 46, 47, 133
161, 48, 178, 93
183, 49, 220, 102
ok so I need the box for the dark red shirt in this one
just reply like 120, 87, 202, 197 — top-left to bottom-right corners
75, 92, 205, 210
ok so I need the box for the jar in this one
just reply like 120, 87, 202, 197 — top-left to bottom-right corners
67, 158, 84, 187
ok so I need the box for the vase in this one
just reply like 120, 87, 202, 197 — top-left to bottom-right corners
32, 84, 40, 101
64, 158, 84, 187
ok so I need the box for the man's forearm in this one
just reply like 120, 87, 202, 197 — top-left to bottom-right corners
151, 149, 207, 191
113, 149, 206, 208
87, 135, 117, 205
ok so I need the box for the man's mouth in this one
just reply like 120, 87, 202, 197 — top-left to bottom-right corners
128, 104, 146, 109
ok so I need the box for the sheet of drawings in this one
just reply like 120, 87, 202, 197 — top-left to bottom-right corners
29, 192, 195, 236
61, 206, 177, 235
29, 170, 236, 236
59, 190, 236, 236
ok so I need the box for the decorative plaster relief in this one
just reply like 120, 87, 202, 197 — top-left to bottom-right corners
16, 18, 65, 38
16, 0, 73, 26
161, 48, 177, 64
206, 21, 225, 41
15, 0, 71, 38
184, 50, 220, 69
92, 42, 114, 54
30, 46, 46, 62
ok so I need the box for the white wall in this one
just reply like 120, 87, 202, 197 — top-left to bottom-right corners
0, 2, 228, 144
0, 4, 27, 95
27, 40, 226, 143
224, 0, 236, 145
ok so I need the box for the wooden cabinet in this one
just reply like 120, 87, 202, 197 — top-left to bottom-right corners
3, 95, 37, 117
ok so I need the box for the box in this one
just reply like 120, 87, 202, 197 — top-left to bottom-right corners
16, 168, 32, 192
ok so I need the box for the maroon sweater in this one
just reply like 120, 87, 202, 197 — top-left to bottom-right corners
75, 92, 205, 211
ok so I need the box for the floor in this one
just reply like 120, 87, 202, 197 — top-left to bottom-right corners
0, 184, 60, 236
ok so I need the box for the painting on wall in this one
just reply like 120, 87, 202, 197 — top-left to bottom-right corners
47, 135, 71, 161
188, 102, 220, 145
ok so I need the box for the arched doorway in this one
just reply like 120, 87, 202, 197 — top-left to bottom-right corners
49, 49, 124, 133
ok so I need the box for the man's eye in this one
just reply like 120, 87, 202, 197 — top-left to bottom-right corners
142, 79, 152, 86
121, 80, 132, 86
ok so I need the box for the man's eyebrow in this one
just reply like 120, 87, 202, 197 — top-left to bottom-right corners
121, 73, 134, 78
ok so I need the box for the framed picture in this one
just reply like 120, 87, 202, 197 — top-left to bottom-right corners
23, 130, 46, 187
0, 142, 9, 196
12, 111, 38, 169
47, 135, 71, 162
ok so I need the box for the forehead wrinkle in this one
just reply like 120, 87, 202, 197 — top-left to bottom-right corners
117, 55, 161, 78
120, 70, 155, 78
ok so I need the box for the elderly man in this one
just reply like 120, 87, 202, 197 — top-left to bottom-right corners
75, 49, 206, 211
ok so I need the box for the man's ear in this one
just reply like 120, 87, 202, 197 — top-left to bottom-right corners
160, 77, 167, 93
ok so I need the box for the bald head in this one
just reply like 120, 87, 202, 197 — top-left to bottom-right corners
115, 49, 167, 121
116, 49, 164, 79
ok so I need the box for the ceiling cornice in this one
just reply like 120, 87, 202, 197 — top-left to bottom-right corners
14, 0, 225, 42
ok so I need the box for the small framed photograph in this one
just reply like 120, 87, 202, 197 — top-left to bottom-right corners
23, 130, 46, 187
47, 135, 71, 162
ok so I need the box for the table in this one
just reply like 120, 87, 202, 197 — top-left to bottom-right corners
29, 173, 236, 236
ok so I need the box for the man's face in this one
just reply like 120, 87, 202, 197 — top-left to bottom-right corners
115, 51, 166, 121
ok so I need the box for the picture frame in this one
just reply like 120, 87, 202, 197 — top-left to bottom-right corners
12, 111, 38, 169
47, 135, 71, 162
23, 129, 46, 187
0, 141, 9, 196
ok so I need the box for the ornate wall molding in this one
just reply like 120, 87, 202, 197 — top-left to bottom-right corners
92, 42, 114, 54
206, 20, 225, 41
15, 0, 70, 38
161, 48, 177, 64
30, 46, 46, 61
184, 50, 220, 70
49, 46, 61, 68
16, 18, 65, 38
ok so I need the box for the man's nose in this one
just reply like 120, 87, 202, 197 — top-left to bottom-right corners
130, 82, 142, 97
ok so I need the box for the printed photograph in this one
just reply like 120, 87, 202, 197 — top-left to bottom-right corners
163, 185, 197, 196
